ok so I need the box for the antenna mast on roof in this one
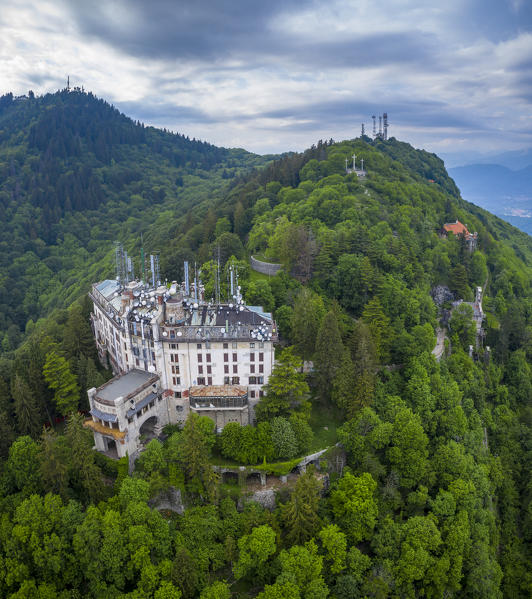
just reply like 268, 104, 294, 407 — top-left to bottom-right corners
184, 261, 190, 296
140, 233, 146, 286
115, 241, 125, 287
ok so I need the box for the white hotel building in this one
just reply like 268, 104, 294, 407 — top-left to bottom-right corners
86, 275, 277, 458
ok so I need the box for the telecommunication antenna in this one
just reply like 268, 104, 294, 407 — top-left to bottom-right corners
140, 233, 147, 285
379, 116, 382, 138
115, 242, 125, 286
184, 261, 190, 296
194, 263, 198, 303
352, 153, 356, 170
372, 115, 376, 138
67, 75, 70, 91
361, 123, 365, 137
149, 254, 160, 288
383, 112, 389, 140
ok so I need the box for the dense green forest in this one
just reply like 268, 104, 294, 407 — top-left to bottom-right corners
0, 90, 271, 355
1, 91, 532, 597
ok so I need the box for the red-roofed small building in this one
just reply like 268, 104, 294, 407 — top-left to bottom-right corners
441, 220, 478, 251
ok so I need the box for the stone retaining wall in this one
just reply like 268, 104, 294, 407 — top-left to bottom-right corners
250, 256, 282, 276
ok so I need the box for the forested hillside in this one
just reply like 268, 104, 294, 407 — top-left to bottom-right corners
1, 95, 532, 597
0, 90, 269, 355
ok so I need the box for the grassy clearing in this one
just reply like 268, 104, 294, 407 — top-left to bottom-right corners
308, 402, 344, 452
248, 268, 273, 283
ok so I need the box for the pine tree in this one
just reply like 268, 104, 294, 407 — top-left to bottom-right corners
332, 348, 357, 416
178, 413, 218, 502
63, 304, 97, 361
349, 320, 377, 412
362, 298, 392, 363
12, 374, 42, 437
314, 309, 344, 400
65, 413, 104, 503
39, 427, 68, 498
281, 467, 323, 545
43, 350, 80, 416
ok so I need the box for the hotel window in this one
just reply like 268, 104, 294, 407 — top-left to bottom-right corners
249, 376, 257, 384
259, 364, 264, 373
250, 342, 255, 348
250, 352, 255, 362
126, 354, 128, 362
259, 352, 264, 362
250, 364, 255, 373
174, 391, 182, 398
232, 353, 237, 361
224, 353, 228, 362
259, 342, 264, 348
198, 365, 203, 374
207, 365, 212, 374
232, 342, 237, 349
224, 365, 229, 374
232, 376, 240, 384
259, 390, 264, 397
250, 390, 256, 398
170, 343, 178, 349
206, 353, 211, 362
197, 343, 202, 349
208, 377, 212, 385
136, 358, 139, 366
223, 342, 228, 349
224, 376, 230, 384
197, 354, 202, 363
233, 364, 238, 374
172, 365, 180, 374
197, 377, 206, 385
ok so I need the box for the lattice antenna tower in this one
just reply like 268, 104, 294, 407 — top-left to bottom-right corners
149, 254, 160, 288
114, 241, 126, 287
372, 115, 376, 138
184, 261, 190, 297
379, 115, 382, 138
361, 123, 365, 137
383, 112, 388, 140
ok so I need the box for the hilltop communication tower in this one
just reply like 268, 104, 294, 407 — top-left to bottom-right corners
383, 112, 389, 140
372, 115, 376, 138
361, 123, 365, 137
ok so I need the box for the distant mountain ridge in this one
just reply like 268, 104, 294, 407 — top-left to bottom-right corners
449, 162, 532, 234
0, 89, 270, 351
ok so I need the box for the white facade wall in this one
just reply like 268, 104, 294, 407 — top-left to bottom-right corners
90, 292, 275, 430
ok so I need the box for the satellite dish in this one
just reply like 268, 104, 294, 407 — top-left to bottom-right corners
239, 306, 244, 311
142, 300, 147, 306
162, 331, 168, 337
193, 302, 199, 309
177, 331, 183, 337
229, 303, 233, 309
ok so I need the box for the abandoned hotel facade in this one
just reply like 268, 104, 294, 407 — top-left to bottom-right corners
86, 266, 277, 458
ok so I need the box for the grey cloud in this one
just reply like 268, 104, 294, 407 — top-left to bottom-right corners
64, 0, 439, 71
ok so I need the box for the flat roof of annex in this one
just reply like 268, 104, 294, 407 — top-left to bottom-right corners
95, 369, 159, 404
189, 385, 247, 398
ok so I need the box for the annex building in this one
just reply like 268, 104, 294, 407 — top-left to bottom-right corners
86, 266, 277, 459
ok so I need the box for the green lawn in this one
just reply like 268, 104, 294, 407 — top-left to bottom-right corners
248, 268, 273, 283
308, 402, 344, 452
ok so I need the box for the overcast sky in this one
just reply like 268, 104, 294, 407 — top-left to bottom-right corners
1, 0, 532, 161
